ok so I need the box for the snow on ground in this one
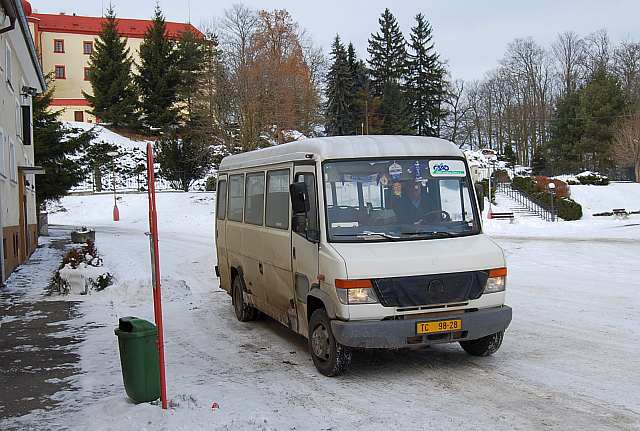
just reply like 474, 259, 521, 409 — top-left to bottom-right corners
65, 121, 150, 153
6, 192, 639, 430
484, 183, 640, 240
569, 182, 640, 217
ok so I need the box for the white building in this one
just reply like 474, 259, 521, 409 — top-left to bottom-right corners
0, 0, 46, 282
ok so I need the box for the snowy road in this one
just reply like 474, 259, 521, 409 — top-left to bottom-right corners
13, 193, 639, 430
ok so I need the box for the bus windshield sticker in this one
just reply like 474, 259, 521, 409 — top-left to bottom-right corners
429, 160, 466, 177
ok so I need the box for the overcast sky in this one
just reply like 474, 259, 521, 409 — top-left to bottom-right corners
31, 0, 640, 81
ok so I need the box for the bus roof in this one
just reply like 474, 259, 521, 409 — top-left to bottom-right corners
218, 135, 463, 171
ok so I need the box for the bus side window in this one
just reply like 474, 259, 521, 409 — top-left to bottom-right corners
294, 173, 319, 241
216, 179, 227, 220
228, 174, 244, 222
266, 169, 290, 230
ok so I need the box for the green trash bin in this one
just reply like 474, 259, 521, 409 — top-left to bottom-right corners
114, 317, 160, 403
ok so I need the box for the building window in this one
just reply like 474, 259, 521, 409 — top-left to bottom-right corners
15, 101, 22, 141
8, 139, 16, 182
4, 41, 12, 88
54, 39, 65, 53
84, 67, 90, 81
83, 41, 93, 55
0, 128, 6, 178
55, 65, 66, 79
74, 111, 84, 122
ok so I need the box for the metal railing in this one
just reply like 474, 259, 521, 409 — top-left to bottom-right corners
495, 182, 557, 222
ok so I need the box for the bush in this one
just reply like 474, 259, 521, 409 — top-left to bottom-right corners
492, 169, 511, 183
577, 173, 609, 186
205, 176, 217, 191
534, 176, 570, 198
91, 272, 114, 291
556, 197, 583, 220
512, 176, 535, 194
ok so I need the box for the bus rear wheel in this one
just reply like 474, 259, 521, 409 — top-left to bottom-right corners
232, 276, 257, 322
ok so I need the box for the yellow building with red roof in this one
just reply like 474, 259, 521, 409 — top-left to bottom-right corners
24, 1, 202, 122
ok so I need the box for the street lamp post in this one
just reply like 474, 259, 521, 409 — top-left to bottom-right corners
548, 182, 556, 222
107, 151, 119, 221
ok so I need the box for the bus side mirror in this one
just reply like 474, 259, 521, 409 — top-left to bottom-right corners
475, 183, 485, 213
290, 182, 310, 215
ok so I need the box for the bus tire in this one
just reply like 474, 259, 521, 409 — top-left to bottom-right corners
308, 309, 351, 376
460, 331, 504, 356
232, 275, 257, 322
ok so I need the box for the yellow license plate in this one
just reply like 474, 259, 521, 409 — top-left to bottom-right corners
416, 319, 462, 334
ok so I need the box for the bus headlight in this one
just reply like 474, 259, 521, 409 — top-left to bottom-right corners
484, 268, 507, 294
335, 279, 379, 305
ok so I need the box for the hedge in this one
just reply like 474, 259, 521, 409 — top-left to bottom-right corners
577, 173, 610, 186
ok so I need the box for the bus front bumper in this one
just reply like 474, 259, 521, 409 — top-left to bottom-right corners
330, 306, 512, 349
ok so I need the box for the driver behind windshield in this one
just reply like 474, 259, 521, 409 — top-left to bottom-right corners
390, 181, 431, 224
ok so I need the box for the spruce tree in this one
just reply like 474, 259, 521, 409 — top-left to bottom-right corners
175, 29, 206, 121
406, 13, 445, 136
325, 35, 354, 136
83, 5, 138, 128
379, 82, 412, 135
367, 9, 407, 96
548, 90, 584, 173
34, 75, 94, 209
136, 4, 179, 131
578, 67, 626, 171
502, 142, 517, 165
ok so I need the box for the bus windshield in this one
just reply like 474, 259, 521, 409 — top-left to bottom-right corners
322, 158, 480, 242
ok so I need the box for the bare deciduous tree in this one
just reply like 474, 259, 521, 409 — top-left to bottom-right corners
552, 31, 586, 95
614, 114, 640, 182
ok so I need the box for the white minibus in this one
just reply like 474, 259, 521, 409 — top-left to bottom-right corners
215, 136, 511, 376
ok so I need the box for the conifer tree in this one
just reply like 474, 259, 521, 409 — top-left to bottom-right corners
406, 13, 446, 136
325, 35, 354, 136
379, 82, 412, 134
548, 90, 583, 173
83, 5, 138, 128
136, 4, 179, 131
35, 75, 94, 210
176, 29, 206, 121
578, 66, 626, 171
156, 29, 217, 191
367, 8, 407, 96
347, 42, 369, 134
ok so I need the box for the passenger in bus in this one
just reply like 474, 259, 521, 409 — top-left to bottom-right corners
389, 181, 431, 224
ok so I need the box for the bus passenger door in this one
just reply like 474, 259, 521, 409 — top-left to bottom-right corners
291, 165, 320, 336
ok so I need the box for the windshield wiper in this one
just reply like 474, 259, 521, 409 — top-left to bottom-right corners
401, 231, 454, 238
333, 232, 401, 241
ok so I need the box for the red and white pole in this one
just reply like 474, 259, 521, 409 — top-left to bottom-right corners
146, 142, 167, 410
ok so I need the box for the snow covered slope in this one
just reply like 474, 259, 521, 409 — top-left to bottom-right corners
569, 182, 640, 217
